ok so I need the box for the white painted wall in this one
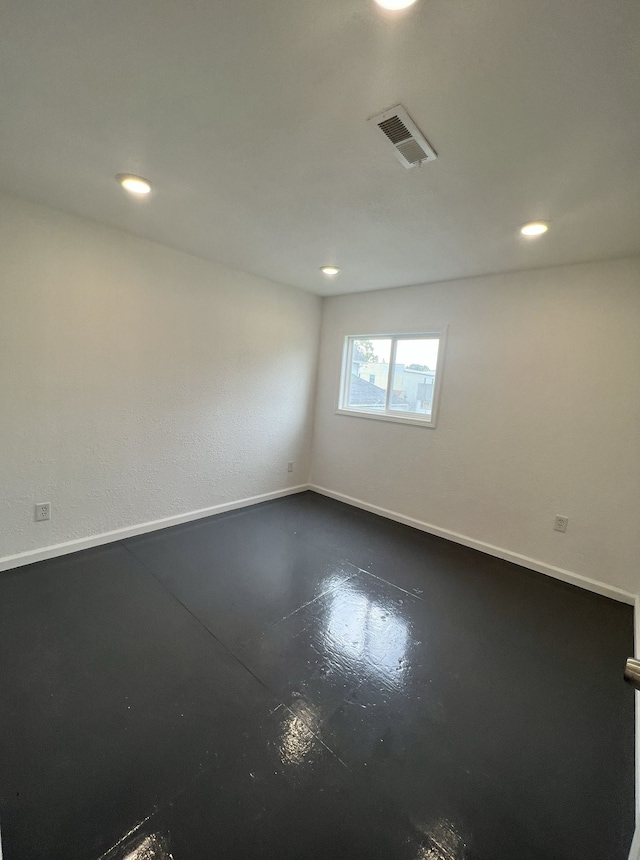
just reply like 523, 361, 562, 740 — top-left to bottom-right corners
0, 194, 321, 563
311, 258, 640, 597
2, 192, 639, 603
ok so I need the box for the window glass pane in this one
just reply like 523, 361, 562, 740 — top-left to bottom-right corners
347, 338, 392, 411
389, 338, 440, 415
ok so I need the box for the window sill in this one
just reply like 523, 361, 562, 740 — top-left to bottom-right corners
335, 408, 436, 428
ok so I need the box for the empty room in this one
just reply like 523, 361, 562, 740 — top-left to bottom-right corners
1, 1, 639, 858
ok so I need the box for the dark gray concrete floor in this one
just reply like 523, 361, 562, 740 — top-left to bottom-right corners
0, 491, 635, 859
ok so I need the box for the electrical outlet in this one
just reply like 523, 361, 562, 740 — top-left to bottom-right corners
35, 502, 51, 522
554, 515, 568, 533
287, 461, 294, 473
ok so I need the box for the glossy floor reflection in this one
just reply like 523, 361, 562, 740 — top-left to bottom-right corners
0, 491, 635, 860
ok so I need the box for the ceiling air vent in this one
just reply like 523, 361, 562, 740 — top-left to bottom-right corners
369, 105, 437, 169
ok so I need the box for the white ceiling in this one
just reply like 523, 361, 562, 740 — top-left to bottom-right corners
1, 0, 639, 296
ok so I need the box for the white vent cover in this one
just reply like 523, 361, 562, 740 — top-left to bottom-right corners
369, 105, 437, 169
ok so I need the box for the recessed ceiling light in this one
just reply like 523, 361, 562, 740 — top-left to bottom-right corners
374, 0, 418, 9
320, 266, 340, 276
116, 174, 152, 196
520, 221, 549, 237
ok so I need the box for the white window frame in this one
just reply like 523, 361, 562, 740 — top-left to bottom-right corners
337, 329, 447, 428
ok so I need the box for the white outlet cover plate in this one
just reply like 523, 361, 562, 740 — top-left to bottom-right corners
35, 502, 51, 521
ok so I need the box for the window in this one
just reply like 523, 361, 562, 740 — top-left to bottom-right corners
338, 331, 445, 427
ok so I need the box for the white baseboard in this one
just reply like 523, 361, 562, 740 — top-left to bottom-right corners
0, 484, 309, 573
309, 484, 637, 606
